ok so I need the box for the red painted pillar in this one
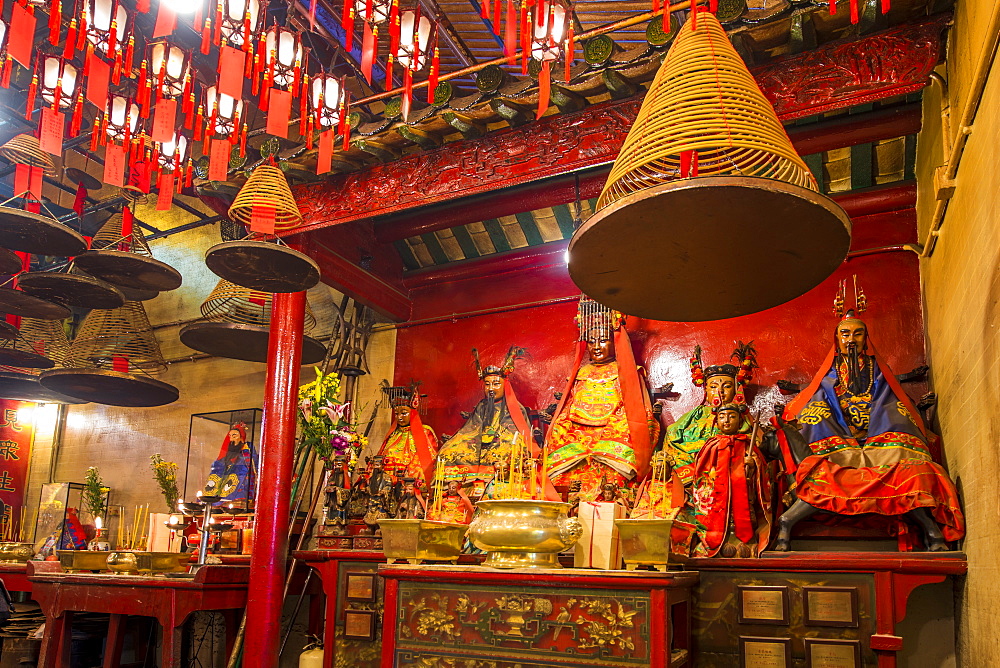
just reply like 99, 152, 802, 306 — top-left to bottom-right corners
244, 290, 306, 668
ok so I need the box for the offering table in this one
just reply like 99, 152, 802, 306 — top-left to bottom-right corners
379, 565, 699, 668
30, 562, 249, 668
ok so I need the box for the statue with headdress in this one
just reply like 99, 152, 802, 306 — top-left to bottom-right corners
769, 280, 964, 551
432, 346, 534, 502
545, 297, 660, 501
663, 343, 757, 487
374, 383, 438, 484
201, 422, 258, 509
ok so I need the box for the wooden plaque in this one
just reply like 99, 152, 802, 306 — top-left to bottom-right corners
345, 571, 378, 602
344, 609, 377, 640
805, 638, 861, 668
737, 585, 790, 625
803, 586, 859, 627
739, 636, 792, 668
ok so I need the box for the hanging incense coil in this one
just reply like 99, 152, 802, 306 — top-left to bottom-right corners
0, 320, 15, 340
0, 248, 20, 275
73, 212, 183, 292
0, 134, 57, 174
569, 12, 850, 322
178, 278, 326, 363
0, 318, 69, 369
0, 370, 88, 403
0, 208, 88, 257
38, 301, 179, 407
0, 287, 71, 320
18, 269, 126, 310
65, 168, 102, 191
227, 165, 303, 231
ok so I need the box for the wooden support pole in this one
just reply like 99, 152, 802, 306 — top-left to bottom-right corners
243, 290, 307, 668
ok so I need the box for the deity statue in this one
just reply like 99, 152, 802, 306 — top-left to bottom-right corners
630, 453, 681, 520
202, 423, 258, 508
663, 344, 756, 486
433, 346, 534, 500
771, 299, 965, 551
374, 384, 439, 484
426, 479, 476, 524
687, 403, 772, 558
320, 454, 352, 535
546, 298, 659, 501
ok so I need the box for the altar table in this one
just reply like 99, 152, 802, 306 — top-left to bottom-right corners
380, 565, 699, 668
0, 563, 30, 594
30, 563, 249, 668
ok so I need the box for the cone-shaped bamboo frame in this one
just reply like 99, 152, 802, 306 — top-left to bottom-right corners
0, 134, 57, 174
89, 213, 155, 257
67, 301, 167, 375
0, 318, 71, 371
200, 278, 317, 333
598, 11, 815, 210
228, 165, 303, 231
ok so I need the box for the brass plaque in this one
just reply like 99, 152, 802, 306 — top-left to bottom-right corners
805, 639, 860, 668
346, 572, 377, 602
804, 587, 859, 627
344, 609, 376, 640
740, 636, 791, 668
738, 586, 789, 624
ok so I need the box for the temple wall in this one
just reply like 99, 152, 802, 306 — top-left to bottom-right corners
918, 0, 1000, 663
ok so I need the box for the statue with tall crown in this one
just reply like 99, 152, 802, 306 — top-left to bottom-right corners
431, 346, 535, 506
770, 279, 965, 551
374, 383, 438, 485
545, 297, 660, 501
663, 343, 757, 487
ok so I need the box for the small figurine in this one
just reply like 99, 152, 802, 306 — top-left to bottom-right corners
630, 452, 679, 520
427, 479, 476, 525
395, 478, 427, 520
546, 298, 659, 502
321, 455, 352, 536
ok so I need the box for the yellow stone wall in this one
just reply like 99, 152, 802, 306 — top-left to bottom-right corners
918, 0, 1000, 664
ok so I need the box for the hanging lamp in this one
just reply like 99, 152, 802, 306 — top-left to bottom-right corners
568, 11, 850, 322
179, 278, 326, 363
39, 301, 179, 406
204, 164, 320, 293
73, 209, 183, 293
0, 135, 87, 257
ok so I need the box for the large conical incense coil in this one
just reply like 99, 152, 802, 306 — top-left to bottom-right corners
0, 134, 57, 174
178, 278, 326, 363
598, 12, 814, 207
569, 12, 850, 322
73, 211, 183, 292
66, 301, 167, 374
0, 318, 69, 369
228, 165, 303, 231
40, 301, 179, 406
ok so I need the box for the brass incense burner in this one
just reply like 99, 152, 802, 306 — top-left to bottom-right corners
0, 542, 34, 563
56, 550, 110, 572
136, 552, 190, 574
468, 500, 582, 569
378, 519, 467, 565
106, 551, 139, 574
615, 518, 685, 572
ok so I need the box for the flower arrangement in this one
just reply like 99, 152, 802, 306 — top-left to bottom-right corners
298, 367, 366, 468
149, 454, 181, 513
82, 466, 109, 523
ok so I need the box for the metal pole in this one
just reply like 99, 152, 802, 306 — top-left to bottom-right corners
243, 290, 306, 668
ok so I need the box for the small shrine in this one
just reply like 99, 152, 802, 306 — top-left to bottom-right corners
0, 0, 991, 666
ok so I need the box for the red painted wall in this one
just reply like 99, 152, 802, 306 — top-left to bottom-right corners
394, 251, 926, 439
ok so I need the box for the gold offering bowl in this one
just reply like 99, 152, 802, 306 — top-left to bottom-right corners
378, 519, 467, 565
0, 542, 34, 563
136, 552, 190, 574
106, 551, 139, 574
468, 499, 582, 569
615, 518, 685, 572
57, 550, 110, 572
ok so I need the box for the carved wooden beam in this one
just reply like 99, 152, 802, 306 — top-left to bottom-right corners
290, 15, 946, 238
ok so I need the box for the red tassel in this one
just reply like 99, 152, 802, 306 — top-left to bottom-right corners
73, 182, 87, 215
652, 0, 660, 12
299, 74, 309, 135
849, 0, 858, 23
48, 0, 61, 45
565, 24, 574, 83
402, 67, 412, 120
121, 205, 134, 248
1, 58, 11, 88
710, 0, 717, 12
124, 36, 134, 78
427, 42, 439, 103
340, 98, 351, 151
520, 2, 529, 74
243, 11, 252, 48
76, 10, 87, 52
343, 0, 354, 51
201, 17, 212, 53
882, 0, 889, 12
63, 19, 78, 59
90, 116, 101, 151
239, 122, 247, 157
536, 59, 549, 120
25, 73, 37, 120
829, 0, 836, 14
70, 92, 83, 137
213, 3, 222, 45
480, 0, 488, 19
492, 0, 501, 35
389, 0, 400, 57
361, 22, 376, 84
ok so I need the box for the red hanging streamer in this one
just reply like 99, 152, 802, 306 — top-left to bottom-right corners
48, 0, 61, 45
536, 59, 550, 120
652, 0, 661, 13
504, 0, 516, 61
73, 182, 87, 215
849, 0, 859, 23
360, 22, 376, 83
492, 0, 501, 35
343, 0, 354, 51
565, 24, 574, 83
882, 0, 890, 13
427, 40, 439, 103
829, 0, 836, 15
401, 67, 412, 121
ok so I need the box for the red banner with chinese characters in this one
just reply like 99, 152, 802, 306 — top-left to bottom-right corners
0, 400, 35, 513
